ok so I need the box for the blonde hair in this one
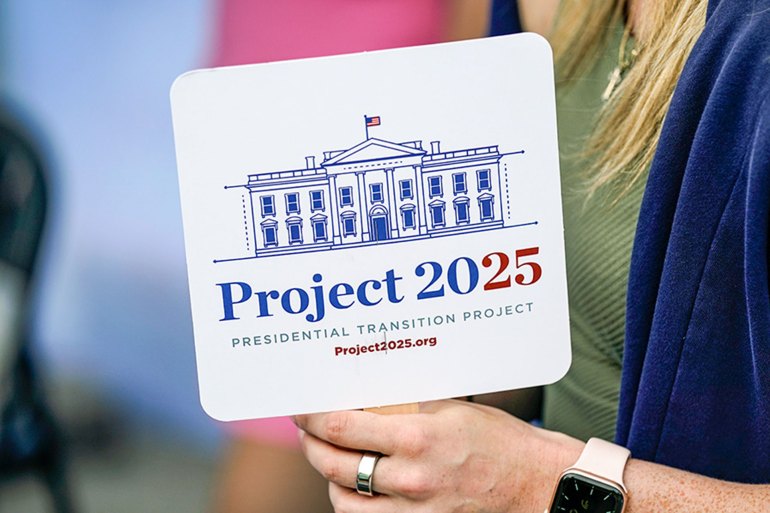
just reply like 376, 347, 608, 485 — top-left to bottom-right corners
550, 0, 707, 198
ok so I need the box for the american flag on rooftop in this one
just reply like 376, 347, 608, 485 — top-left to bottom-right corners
365, 115, 381, 127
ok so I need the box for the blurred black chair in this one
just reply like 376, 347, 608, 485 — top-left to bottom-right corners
0, 104, 75, 513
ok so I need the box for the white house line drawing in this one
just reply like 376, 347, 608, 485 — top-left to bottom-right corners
219, 123, 527, 261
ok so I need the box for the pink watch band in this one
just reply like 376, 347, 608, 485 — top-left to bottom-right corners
571, 438, 631, 491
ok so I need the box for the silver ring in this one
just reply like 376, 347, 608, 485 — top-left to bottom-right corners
355, 452, 380, 496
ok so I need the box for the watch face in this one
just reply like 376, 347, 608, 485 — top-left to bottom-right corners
550, 473, 624, 513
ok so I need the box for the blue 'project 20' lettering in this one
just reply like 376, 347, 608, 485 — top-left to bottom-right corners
217, 247, 541, 323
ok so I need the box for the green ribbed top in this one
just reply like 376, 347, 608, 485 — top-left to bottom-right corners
541, 26, 648, 442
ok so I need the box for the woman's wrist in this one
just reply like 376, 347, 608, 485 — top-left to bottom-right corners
520, 425, 584, 513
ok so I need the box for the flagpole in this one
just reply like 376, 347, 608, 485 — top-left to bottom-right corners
364, 114, 369, 140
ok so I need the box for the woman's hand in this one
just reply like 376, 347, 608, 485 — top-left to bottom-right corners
294, 400, 583, 513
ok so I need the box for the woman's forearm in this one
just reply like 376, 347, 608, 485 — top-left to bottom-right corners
537, 429, 770, 513
623, 458, 770, 512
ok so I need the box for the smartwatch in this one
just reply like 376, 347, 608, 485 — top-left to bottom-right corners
545, 438, 630, 513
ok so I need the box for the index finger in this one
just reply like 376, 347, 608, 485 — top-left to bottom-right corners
294, 410, 426, 457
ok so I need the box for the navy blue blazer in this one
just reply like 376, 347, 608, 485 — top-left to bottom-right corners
490, 0, 770, 482
617, 0, 770, 482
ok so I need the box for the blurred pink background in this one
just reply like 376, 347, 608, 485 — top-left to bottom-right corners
0, 1, 488, 511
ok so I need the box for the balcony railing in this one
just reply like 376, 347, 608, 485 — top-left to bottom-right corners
248, 167, 327, 184
423, 145, 499, 162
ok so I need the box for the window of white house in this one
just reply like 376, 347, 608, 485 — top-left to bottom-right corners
285, 192, 300, 214
401, 205, 416, 229
286, 217, 303, 243
370, 183, 384, 203
341, 212, 357, 237
478, 195, 494, 221
311, 216, 327, 241
339, 186, 354, 207
453, 172, 467, 195
261, 221, 278, 247
260, 195, 275, 216
399, 179, 414, 200
428, 176, 443, 197
429, 201, 445, 227
310, 190, 325, 211
477, 169, 492, 191
454, 197, 470, 224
